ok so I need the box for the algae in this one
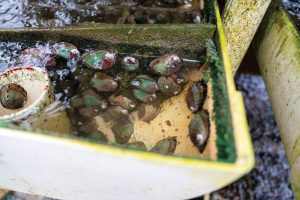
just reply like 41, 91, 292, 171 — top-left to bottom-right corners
207, 39, 236, 162
204, 0, 216, 24
222, 0, 271, 73
0, 24, 216, 60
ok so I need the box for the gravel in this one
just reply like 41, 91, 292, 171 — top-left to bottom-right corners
211, 74, 295, 200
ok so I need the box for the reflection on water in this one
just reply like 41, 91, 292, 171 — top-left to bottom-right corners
0, 40, 213, 158
0, 41, 49, 71
0, 0, 298, 29
0, 0, 199, 28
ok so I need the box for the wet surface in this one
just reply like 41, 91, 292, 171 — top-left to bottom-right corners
0, 0, 296, 199
0, 40, 213, 158
0, 0, 297, 28
0, 0, 207, 28
1, 75, 294, 200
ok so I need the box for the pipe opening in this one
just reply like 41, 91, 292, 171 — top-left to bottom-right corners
0, 66, 50, 121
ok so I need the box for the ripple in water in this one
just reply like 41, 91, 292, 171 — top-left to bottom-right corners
0, 0, 199, 28
0, 42, 24, 71
0, 41, 77, 120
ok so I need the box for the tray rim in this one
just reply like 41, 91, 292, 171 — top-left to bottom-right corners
0, 1, 254, 170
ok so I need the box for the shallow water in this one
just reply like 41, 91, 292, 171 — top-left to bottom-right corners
0, 40, 214, 158
0, 0, 207, 28
0, 41, 50, 71
0, 0, 296, 29
0, 0, 222, 162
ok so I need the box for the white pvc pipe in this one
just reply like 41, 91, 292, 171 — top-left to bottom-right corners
0, 66, 71, 134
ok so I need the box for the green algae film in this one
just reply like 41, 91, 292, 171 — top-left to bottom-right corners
207, 39, 236, 163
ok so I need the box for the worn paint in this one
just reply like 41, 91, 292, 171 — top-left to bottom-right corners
253, 0, 300, 197
222, 0, 271, 73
